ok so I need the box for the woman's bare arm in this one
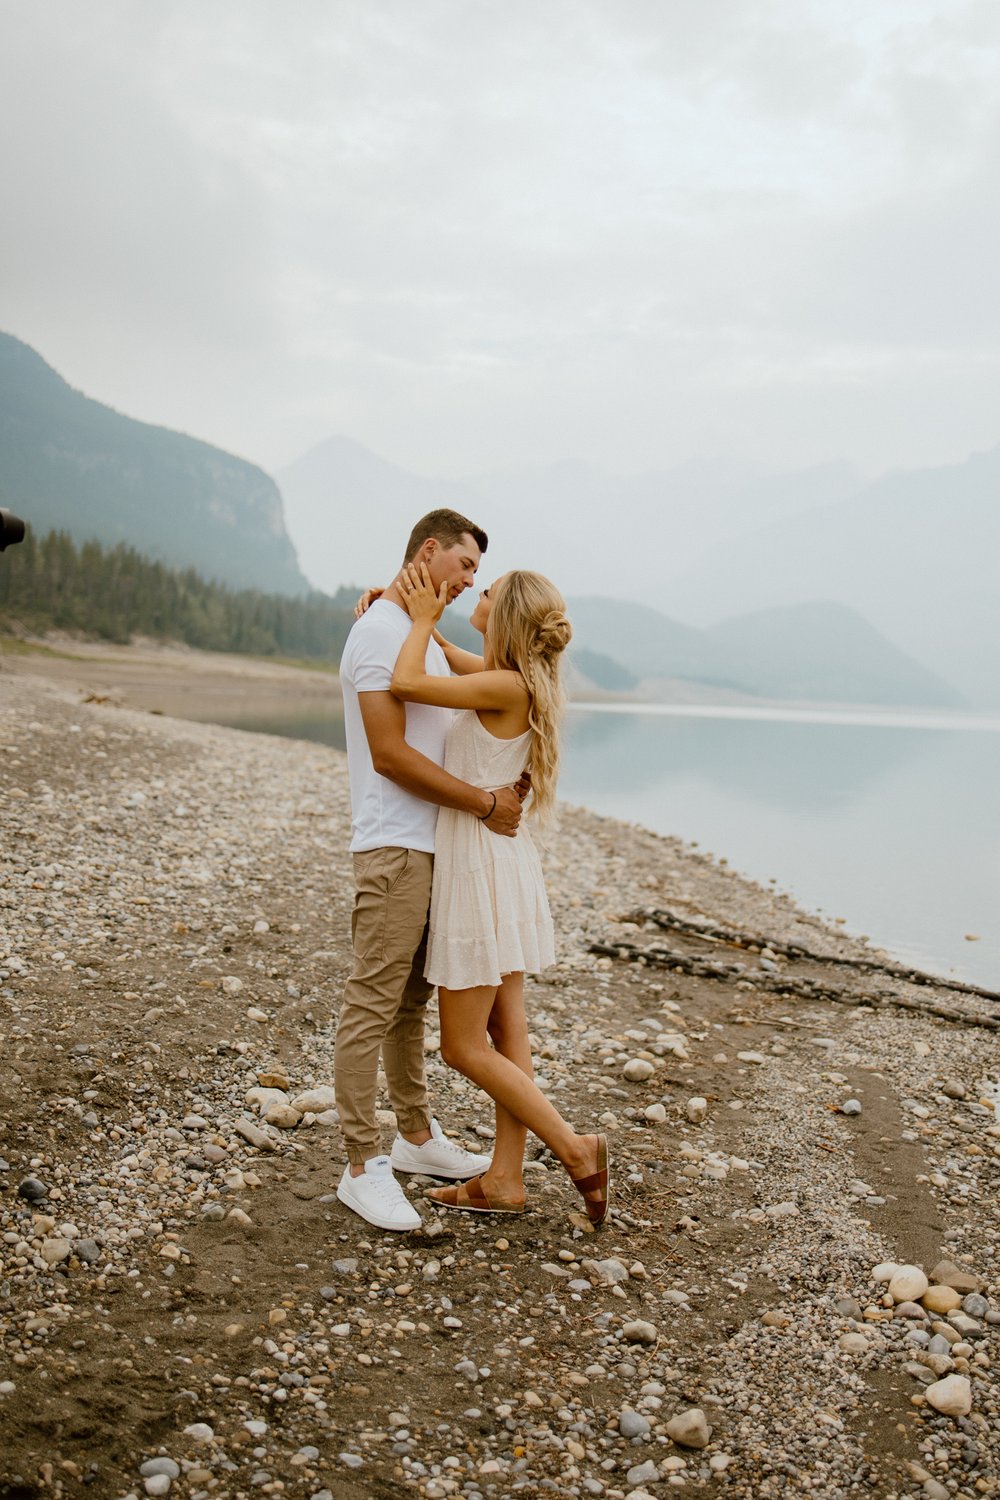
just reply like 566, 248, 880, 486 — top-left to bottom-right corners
393, 618, 524, 710
391, 566, 524, 712
435, 634, 485, 675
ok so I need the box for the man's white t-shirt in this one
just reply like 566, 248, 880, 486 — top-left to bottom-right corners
340, 599, 453, 854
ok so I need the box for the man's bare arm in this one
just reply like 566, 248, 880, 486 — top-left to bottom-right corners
359, 691, 521, 836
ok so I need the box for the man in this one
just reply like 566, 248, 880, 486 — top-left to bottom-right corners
335, 508, 523, 1230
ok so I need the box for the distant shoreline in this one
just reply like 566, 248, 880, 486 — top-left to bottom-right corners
5, 634, 991, 729
570, 699, 1000, 733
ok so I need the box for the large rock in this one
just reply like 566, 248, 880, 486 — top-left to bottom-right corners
666, 1407, 712, 1448
929, 1260, 981, 1295
872, 1262, 901, 1284
246, 1086, 290, 1115
888, 1265, 929, 1303
264, 1103, 302, 1129
922, 1285, 962, 1315
291, 1086, 337, 1114
924, 1374, 972, 1417
257, 1070, 290, 1090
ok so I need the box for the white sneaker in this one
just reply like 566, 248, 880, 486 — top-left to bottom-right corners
336, 1156, 421, 1231
390, 1118, 492, 1181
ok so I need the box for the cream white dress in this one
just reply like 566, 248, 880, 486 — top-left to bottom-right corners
426, 709, 555, 990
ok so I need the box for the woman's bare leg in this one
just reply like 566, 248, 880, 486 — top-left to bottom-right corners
435, 982, 605, 1211
485, 973, 531, 1197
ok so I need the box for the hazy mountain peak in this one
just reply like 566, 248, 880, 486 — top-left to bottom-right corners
0, 332, 309, 594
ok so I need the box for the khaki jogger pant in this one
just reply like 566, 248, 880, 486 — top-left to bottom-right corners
334, 846, 434, 1166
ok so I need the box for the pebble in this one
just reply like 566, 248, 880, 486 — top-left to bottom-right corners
16, 1177, 47, 1203
665, 1407, 712, 1448
619, 1409, 651, 1439
894, 1301, 928, 1320
586, 1257, 629, 1286
623, 1058, 655, 1082
183, 1424, 214, 1443
685, 1097, 707, 1123
140, 1459, 180, 1479
841, 1098, 862, 1115
622, 1320, 657, 1345
643, 1103, 667, 1124
626, 1460, 659, 1486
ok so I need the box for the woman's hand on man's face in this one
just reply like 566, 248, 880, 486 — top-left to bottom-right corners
399, 562, 448, 623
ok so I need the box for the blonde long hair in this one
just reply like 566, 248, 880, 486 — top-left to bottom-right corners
486, 571, 572, 823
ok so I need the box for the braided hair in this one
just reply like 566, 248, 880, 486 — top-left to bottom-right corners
486, 571, 572, 823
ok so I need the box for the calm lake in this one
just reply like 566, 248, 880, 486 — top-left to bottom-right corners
210, 698, 1000, 989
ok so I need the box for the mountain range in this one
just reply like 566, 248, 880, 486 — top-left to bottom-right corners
662, 447, 1000, 708
562, 597, 962, 707
277, 433, 998, 707
1, 330, 991, 708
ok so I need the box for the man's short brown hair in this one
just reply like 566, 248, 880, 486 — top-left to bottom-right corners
404, 508, 488, 563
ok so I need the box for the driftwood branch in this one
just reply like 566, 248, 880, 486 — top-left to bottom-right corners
589, 938, 1000, 1032
622, 907, 1000, 1009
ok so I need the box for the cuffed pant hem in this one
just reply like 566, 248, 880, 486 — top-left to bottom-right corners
394, 1107, 433, 1136
345, 1143, 381, 1168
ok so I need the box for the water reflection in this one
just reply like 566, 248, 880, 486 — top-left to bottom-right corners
209, 708, 347, 751
564, 710, 937, 814
561, 707, 1000, 988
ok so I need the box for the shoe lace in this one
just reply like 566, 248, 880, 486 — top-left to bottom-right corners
370, 1170, 407, 1205
437, 1136, 480, 1159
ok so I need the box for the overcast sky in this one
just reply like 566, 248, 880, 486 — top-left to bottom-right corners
3, 0, 999, 482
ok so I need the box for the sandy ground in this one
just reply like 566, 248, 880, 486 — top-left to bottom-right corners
0, 640, 342, 730
1, 654, 998, 1500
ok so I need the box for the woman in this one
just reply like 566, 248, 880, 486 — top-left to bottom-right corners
389, 562, 609, 1225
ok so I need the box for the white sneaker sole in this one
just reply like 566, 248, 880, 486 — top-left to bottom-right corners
390, 1153, 492, 1181
336, 1181, 420, 1232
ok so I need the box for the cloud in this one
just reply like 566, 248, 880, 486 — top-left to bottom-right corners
1, 0, 999, 474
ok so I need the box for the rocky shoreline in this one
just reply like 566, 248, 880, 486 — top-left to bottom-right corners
1, 670, 998, 1500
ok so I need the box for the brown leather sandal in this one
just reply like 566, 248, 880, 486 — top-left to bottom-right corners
570, 1134, 610, 1226
426, 1175, 526, 1216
